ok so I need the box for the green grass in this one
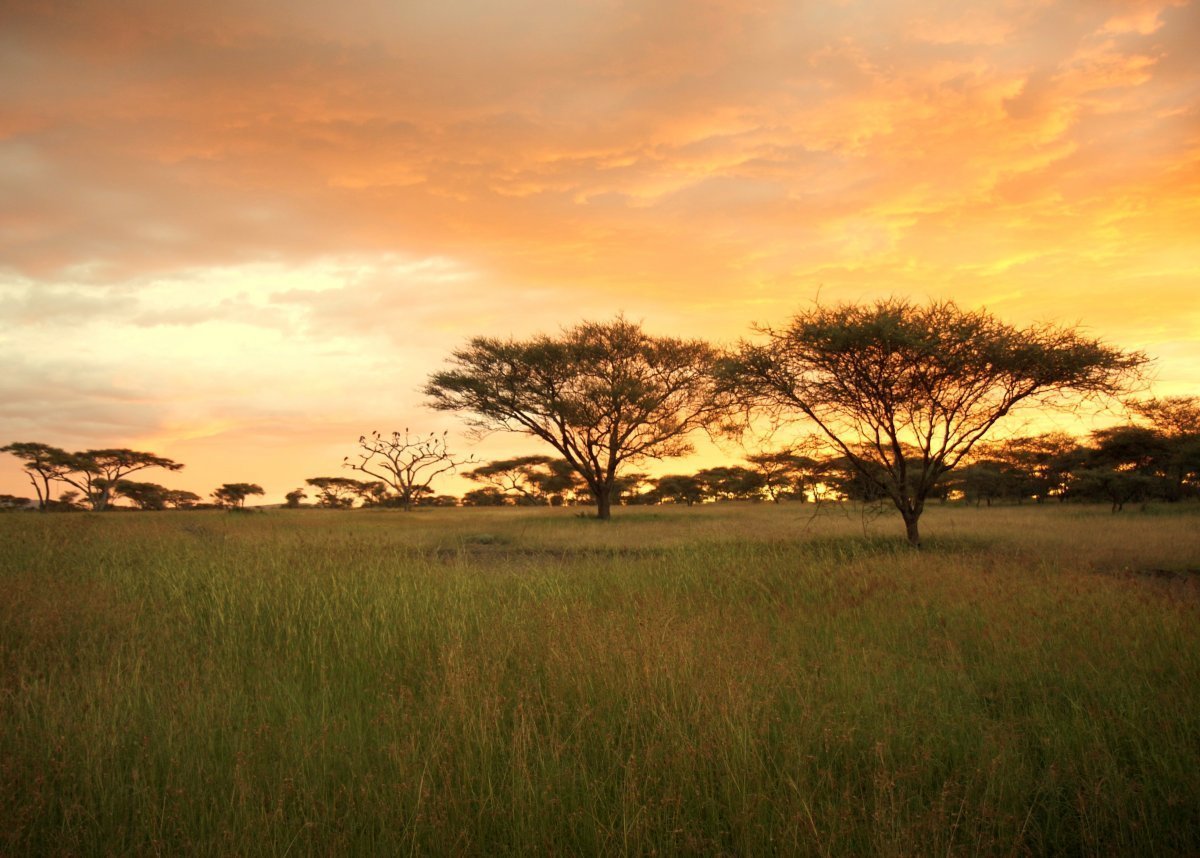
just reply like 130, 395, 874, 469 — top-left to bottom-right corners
2, 503, 1199, 855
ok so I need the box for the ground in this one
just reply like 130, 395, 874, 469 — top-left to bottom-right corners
2, 502, 1198, 855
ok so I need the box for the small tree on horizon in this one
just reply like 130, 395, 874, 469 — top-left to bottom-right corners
306, 476, 364, 508
212, 483, 264, 509
284, 488, 307, 508
464, 456, 581, 506
113, 480, 169, 510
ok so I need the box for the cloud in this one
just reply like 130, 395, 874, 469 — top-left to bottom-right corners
1, 0, 1197, 499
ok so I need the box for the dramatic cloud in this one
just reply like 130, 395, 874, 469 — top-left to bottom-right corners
2, 0, 1197, 500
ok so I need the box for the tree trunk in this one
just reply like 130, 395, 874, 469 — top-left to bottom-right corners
595, 488, 612, 520
27, 474, 46, 511
903, 513, 921, 547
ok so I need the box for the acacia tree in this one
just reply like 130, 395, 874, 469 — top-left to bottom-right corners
990, 432, 1082, 502
212, 483, 263, 509
344, 430, 471, 512
425, 317, 725, 520
162, 489, 201, 509
1, 443, 183, 511
0, 442, 72, 510
694, 466, 766, 500
464, 456, 581, 505
654, 474, 705, 507
305, 476, 363, 508
745, 443, 825, 503
284, 489, 308, 508
113, 480, 169, 510
723, 299, 1146, 546
61, 449, 184, 511
1128, 396, 1200, 501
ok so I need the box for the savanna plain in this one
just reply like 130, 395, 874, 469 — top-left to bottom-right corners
2, 502, 1199, 856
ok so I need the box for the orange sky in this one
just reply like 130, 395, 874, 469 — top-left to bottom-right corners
2, 0, 1198, 503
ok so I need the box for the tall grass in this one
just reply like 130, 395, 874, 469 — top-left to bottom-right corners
2, 503, 1199, 855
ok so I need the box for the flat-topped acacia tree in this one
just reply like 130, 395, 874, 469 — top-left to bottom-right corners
0, 443, 183, 511
0, 442, 73, 510
721, 298, 1147, 546
425, 317, 725, 520
67, 449, 185, 511
212, 483, 263, 509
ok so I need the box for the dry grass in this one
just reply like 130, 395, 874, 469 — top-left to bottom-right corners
1, 502, 1198, 855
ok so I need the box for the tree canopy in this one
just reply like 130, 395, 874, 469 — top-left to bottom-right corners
464, 456, 580, 505
425, 317, 725, 519
1, 443, 183, 511
0, 442, 73, 510
722, 299, 1147, 545
212, 483, 264, 509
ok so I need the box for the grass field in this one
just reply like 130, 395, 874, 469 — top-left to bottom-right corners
2, 502, 1199, 855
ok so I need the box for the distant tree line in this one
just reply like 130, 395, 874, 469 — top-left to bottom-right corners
280, 410, 1197, 512
0, 442, 267, 512
4, 300, 1183, 545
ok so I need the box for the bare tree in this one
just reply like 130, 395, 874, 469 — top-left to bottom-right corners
722, 298, 1146, 546
344, 430, 472, 512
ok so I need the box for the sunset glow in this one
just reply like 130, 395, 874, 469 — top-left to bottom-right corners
3, 0, 1198, 502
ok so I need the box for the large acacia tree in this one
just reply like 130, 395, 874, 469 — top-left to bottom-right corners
425, 317, 725, 520
722, 299, 1146, 546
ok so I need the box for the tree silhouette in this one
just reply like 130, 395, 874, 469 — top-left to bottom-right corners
61, 449, 184, 511
344, 430, 472, 512
653, 474, 705, 507
723, 299, 1146, 546
113, 480, 169, 510
162, 489, 201, 509
0, 442, 73, 511
426, 317, 725, 520
305, 476, 365, 508
212, 483, 264, 509
464, 456, 581, 505
284, 488, 307, 508
745, 445, 825, 502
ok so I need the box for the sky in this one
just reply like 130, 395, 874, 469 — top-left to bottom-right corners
2, 0, 1198, 504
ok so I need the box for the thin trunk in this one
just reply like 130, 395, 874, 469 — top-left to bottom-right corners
27, 472, 46, 511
